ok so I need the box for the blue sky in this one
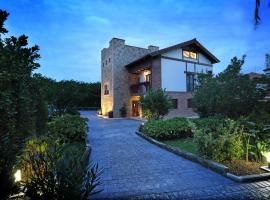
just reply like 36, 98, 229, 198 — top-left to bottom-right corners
1, 0, 270, 82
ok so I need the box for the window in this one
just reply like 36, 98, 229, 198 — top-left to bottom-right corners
145, 74, 151, 83
104, 84, 109, 95
183, 50, 197, 60
186, 74, 195, 92
171, 99, 178, 109
109, 58, 111, 63
187, 98, 193, 108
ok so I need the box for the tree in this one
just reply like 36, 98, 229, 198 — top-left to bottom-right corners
193, 56, 265, 118
140, 89, 172, 120
0, 9, 44, 198
254, 0, 270, 25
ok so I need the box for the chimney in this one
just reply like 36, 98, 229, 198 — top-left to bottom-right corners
148, 45, 159, 52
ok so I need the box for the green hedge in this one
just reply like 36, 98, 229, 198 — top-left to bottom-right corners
47, 114, 88, 142
141, 118, 194, 140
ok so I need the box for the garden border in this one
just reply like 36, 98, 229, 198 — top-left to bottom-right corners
136, 131, 270, 182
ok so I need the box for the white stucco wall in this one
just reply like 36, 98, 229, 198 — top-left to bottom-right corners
198, 53, 211, 64
163, 48, 182, 59
161, 58, 186, 92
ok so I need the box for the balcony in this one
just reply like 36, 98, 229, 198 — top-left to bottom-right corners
130, 82, 151, 95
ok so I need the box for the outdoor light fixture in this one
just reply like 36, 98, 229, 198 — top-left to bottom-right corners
266, 152, 270, 168
261, 152, 270, 172
14, 169, 21, 182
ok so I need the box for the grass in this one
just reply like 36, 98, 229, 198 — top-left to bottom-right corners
223, 160, 266, 176
162, 138, 198, 155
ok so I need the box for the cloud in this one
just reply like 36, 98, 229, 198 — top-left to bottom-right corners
85, 15, 110, 25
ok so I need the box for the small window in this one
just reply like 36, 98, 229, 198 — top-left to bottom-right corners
183, 50, 197, 60
102, 63, 104, 68
171, 99, 178, 109
109, 58, 111, 63
105, 60, 107, 65
187, 99, 193, 108
104, 84, 109, 95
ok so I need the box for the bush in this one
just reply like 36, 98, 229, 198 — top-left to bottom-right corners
119, 104, 127, 117
16, 136, 102, 200
108, 111, 113, 118
47, 114, 88, 142
193, 118, 244, 162
141, 118, 194, 140
140, 89, 172, 120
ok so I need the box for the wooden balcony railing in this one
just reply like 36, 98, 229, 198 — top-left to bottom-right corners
130, 82, 151, 94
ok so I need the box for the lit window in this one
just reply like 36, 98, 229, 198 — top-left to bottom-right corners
104, 84, 109, 95
183, 50, 197, 60
183, 50, 190, 58
190, 52, 197, 59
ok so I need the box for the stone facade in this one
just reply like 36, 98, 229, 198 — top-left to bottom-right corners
101, 38, 159, 117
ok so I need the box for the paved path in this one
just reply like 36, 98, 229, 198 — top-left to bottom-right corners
81, 111, 270, 199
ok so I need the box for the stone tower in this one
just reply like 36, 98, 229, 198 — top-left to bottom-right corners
101, 38, 159, 117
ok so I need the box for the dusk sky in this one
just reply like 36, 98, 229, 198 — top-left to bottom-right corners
1, 0, 270, 82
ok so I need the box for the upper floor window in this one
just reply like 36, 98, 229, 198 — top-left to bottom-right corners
183, 50, 197, 60
104, 84, 109, 95
186, 74, 195, 92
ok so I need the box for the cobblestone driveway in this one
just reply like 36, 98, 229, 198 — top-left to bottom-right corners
81, 111, 270, 200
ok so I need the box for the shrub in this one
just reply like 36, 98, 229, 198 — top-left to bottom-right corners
140, 89, 172, 120
193, 118, 244, 162
47, 114, 88, 142
16, 136, 102, 200
108, 111, 113, 118
141, 118, 195, 140
119, 104, 127, 117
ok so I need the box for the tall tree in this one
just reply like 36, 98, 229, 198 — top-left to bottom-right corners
193, 56, 265, 118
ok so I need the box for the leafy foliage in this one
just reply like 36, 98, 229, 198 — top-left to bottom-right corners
16, 136, 102, 200
33, 74, 101, 116
141, 118, 194, 140
47, 114, 88, 142
0, 9, 46, 197
140, 89, 172, 120
193, 56, 265, 118
193, 118, 244, 162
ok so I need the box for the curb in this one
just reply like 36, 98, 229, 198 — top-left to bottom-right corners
136, 131, 270, 182
226, 172, 270, 182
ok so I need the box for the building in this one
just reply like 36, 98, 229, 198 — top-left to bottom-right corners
101, 38, 219, 118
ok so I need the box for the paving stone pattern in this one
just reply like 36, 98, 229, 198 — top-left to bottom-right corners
81, 111, 270, 200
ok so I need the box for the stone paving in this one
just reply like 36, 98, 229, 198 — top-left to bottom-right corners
81, 111, 270, 200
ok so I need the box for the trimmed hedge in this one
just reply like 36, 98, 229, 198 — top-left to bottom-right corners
47, 114, 88, 142
141, 118, 194, 140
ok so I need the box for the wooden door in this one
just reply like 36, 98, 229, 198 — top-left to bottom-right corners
132, 101, 139, 117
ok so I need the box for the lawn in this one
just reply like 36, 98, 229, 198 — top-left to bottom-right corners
162, 138, 198, 155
